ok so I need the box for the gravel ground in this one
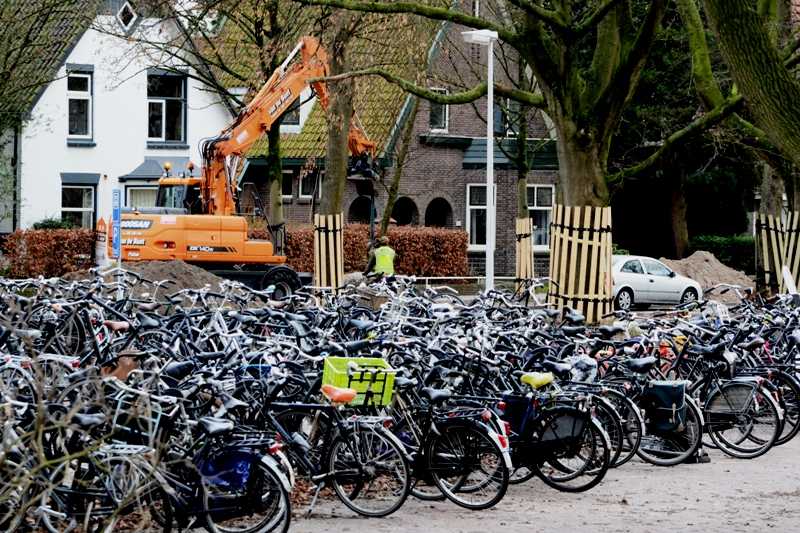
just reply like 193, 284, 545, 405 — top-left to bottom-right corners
290, 439, 800, 533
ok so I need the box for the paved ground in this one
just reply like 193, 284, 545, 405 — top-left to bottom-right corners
291, 439, 800, 533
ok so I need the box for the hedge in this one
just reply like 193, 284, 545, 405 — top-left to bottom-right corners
690, 234, 755, 274
3, 224, 467, 279
254, 224, 469, 277
3, 229, 96, 278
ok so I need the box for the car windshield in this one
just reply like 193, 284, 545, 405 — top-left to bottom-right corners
642, 258, 671, 277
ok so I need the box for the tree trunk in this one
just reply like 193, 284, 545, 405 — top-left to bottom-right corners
265, 125, 284, 227
704, 0, 800, 174
760, 162, 785, 217
555, 126, 610, 207
380, 97, 418, 235
320, 22, 355, 216
669, 170, 689, 258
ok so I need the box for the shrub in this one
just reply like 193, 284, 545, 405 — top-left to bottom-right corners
252, 224, 468, 277
3, 229, 95, 278
32, 218, 74, 230
690, 234, 755, 274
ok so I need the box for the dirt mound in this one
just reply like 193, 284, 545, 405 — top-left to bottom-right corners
64, 260, 224, 293
660, 251, 754, 303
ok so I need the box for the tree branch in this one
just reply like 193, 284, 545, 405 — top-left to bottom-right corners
574, 0, 627, 36
313, 67, 546, 107
608, 95, 743, 183
292, 0, 519, 43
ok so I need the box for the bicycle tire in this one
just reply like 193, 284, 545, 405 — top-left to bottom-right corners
636, 395, 702, 466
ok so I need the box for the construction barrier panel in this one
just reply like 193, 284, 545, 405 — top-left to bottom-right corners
547, 205, 613, 324
757, 211, 800, 294
515, 217, 534, 290
313, 213, 345, 289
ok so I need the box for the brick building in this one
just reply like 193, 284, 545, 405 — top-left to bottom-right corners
239, 8, 558, 277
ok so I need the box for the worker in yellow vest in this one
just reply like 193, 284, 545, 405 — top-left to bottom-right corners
365, 235, 396, 276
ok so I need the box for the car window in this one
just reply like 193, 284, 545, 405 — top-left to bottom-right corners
642, 259, 671, 277
621, 260, 644, 274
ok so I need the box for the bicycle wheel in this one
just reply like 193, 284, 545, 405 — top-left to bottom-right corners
603, 389, 644, 467
204, 462, 291, 533
534, 412, 610, 493
592, 397, 624, 468
427, 423, 509, 510
39, 460, 118, 533
328, 424, 410, 517
771, 372, 800, 446
706, 384, 781, 459
636, 395, 702, 466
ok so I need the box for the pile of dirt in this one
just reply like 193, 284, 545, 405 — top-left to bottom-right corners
64, 260, 225, 293
660, 251, 754, 303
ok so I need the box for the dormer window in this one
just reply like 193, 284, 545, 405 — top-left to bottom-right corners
116, 1, 137, 31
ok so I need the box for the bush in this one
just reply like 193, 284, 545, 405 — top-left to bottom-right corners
3, 229, 95, 278
32, 218, 74, 230
690, 234, 755, 274
252, 224, 469, 277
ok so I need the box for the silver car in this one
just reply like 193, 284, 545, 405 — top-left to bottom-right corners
612, 255, 702, 310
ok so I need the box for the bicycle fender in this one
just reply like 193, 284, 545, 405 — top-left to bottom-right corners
260, 454, 293, 493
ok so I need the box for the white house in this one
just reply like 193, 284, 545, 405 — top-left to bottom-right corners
9, 1, 233, 232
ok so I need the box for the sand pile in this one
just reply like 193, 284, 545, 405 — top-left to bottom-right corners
660, 251, 754, 303
64, 260, 225, 293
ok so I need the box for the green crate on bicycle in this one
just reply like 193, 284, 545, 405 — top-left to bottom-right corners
322, 357, 396, 406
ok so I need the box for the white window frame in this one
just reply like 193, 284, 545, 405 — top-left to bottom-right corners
125, 185, 158, 208
67, 73, 92, 139
429, 88, 449, 133
466, 183, 487, 252
147, 100, 166, 141
61, 185, 95, 228
527, 184, 555, 252
116, 1, 138, 31
299, 169, 317, 199
282, 169, 294, 200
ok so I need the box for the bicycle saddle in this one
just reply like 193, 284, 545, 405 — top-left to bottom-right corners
790, 331, 800, 347
737, 337, 765, 351
597, 325, 625, 339
71, 412, 106, 429
103, 320, 130, 332
563, 310, 586, 325
421, 387, 452, 404
394, 376, 418, 389
321, 384, 358, 404
520, 372, 555, 389
349, 318, 377, 331
562, 326, 586, 336
163, 360, 195, 381
136, 301, 160, 312
688, 342, 726, 357
199, 417, 234, 436
136, 312, 161, 329
541, 359, 572, 378
624, 356, 657, 373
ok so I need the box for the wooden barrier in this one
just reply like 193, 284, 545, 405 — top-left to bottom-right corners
515, 217, 534, 290
547, 205, 613, 323
757, 211, 800, 293
313, 213, 345, 289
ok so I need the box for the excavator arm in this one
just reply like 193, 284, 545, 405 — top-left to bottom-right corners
199, 36, 376, 216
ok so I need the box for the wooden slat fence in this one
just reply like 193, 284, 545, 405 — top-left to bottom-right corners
515, 217, 534, 290
757, 211, 800, 293
547, 205, 613, 323
313, 213, 345, 289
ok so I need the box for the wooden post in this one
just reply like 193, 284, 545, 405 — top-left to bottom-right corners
314, 213, 345, 289
515, 217, 534, 290
547, 205, 613, 324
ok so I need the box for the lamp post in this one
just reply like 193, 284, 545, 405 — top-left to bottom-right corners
462, 29, 499, 291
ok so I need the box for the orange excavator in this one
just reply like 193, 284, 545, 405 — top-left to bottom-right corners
108, 37, 376, 294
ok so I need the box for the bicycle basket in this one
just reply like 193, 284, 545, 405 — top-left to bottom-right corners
538, 411, 587, 443
642, 380, 687, 433
322, 357, 396, 406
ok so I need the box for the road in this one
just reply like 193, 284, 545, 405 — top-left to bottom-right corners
290, 439, 800, 533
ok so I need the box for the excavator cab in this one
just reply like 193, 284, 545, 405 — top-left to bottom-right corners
155, 178, 203, 214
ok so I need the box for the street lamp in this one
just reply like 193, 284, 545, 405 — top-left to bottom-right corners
462, 29, 499, 291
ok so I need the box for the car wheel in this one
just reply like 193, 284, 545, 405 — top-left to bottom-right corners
680, 288, 698, 304
615, 288, 634, 311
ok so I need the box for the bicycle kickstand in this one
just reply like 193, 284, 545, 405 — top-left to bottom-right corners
307, 481, 325, 517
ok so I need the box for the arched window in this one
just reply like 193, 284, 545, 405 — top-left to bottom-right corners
424, 197, 453, 227
391, 197, 419, 225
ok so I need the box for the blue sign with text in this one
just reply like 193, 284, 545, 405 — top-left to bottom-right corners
112, 189, 121, 259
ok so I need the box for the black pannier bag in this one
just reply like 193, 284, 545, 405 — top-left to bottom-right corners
642, 380, 687, 433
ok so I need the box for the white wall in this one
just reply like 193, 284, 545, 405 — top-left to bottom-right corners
18, 15, 232, 228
